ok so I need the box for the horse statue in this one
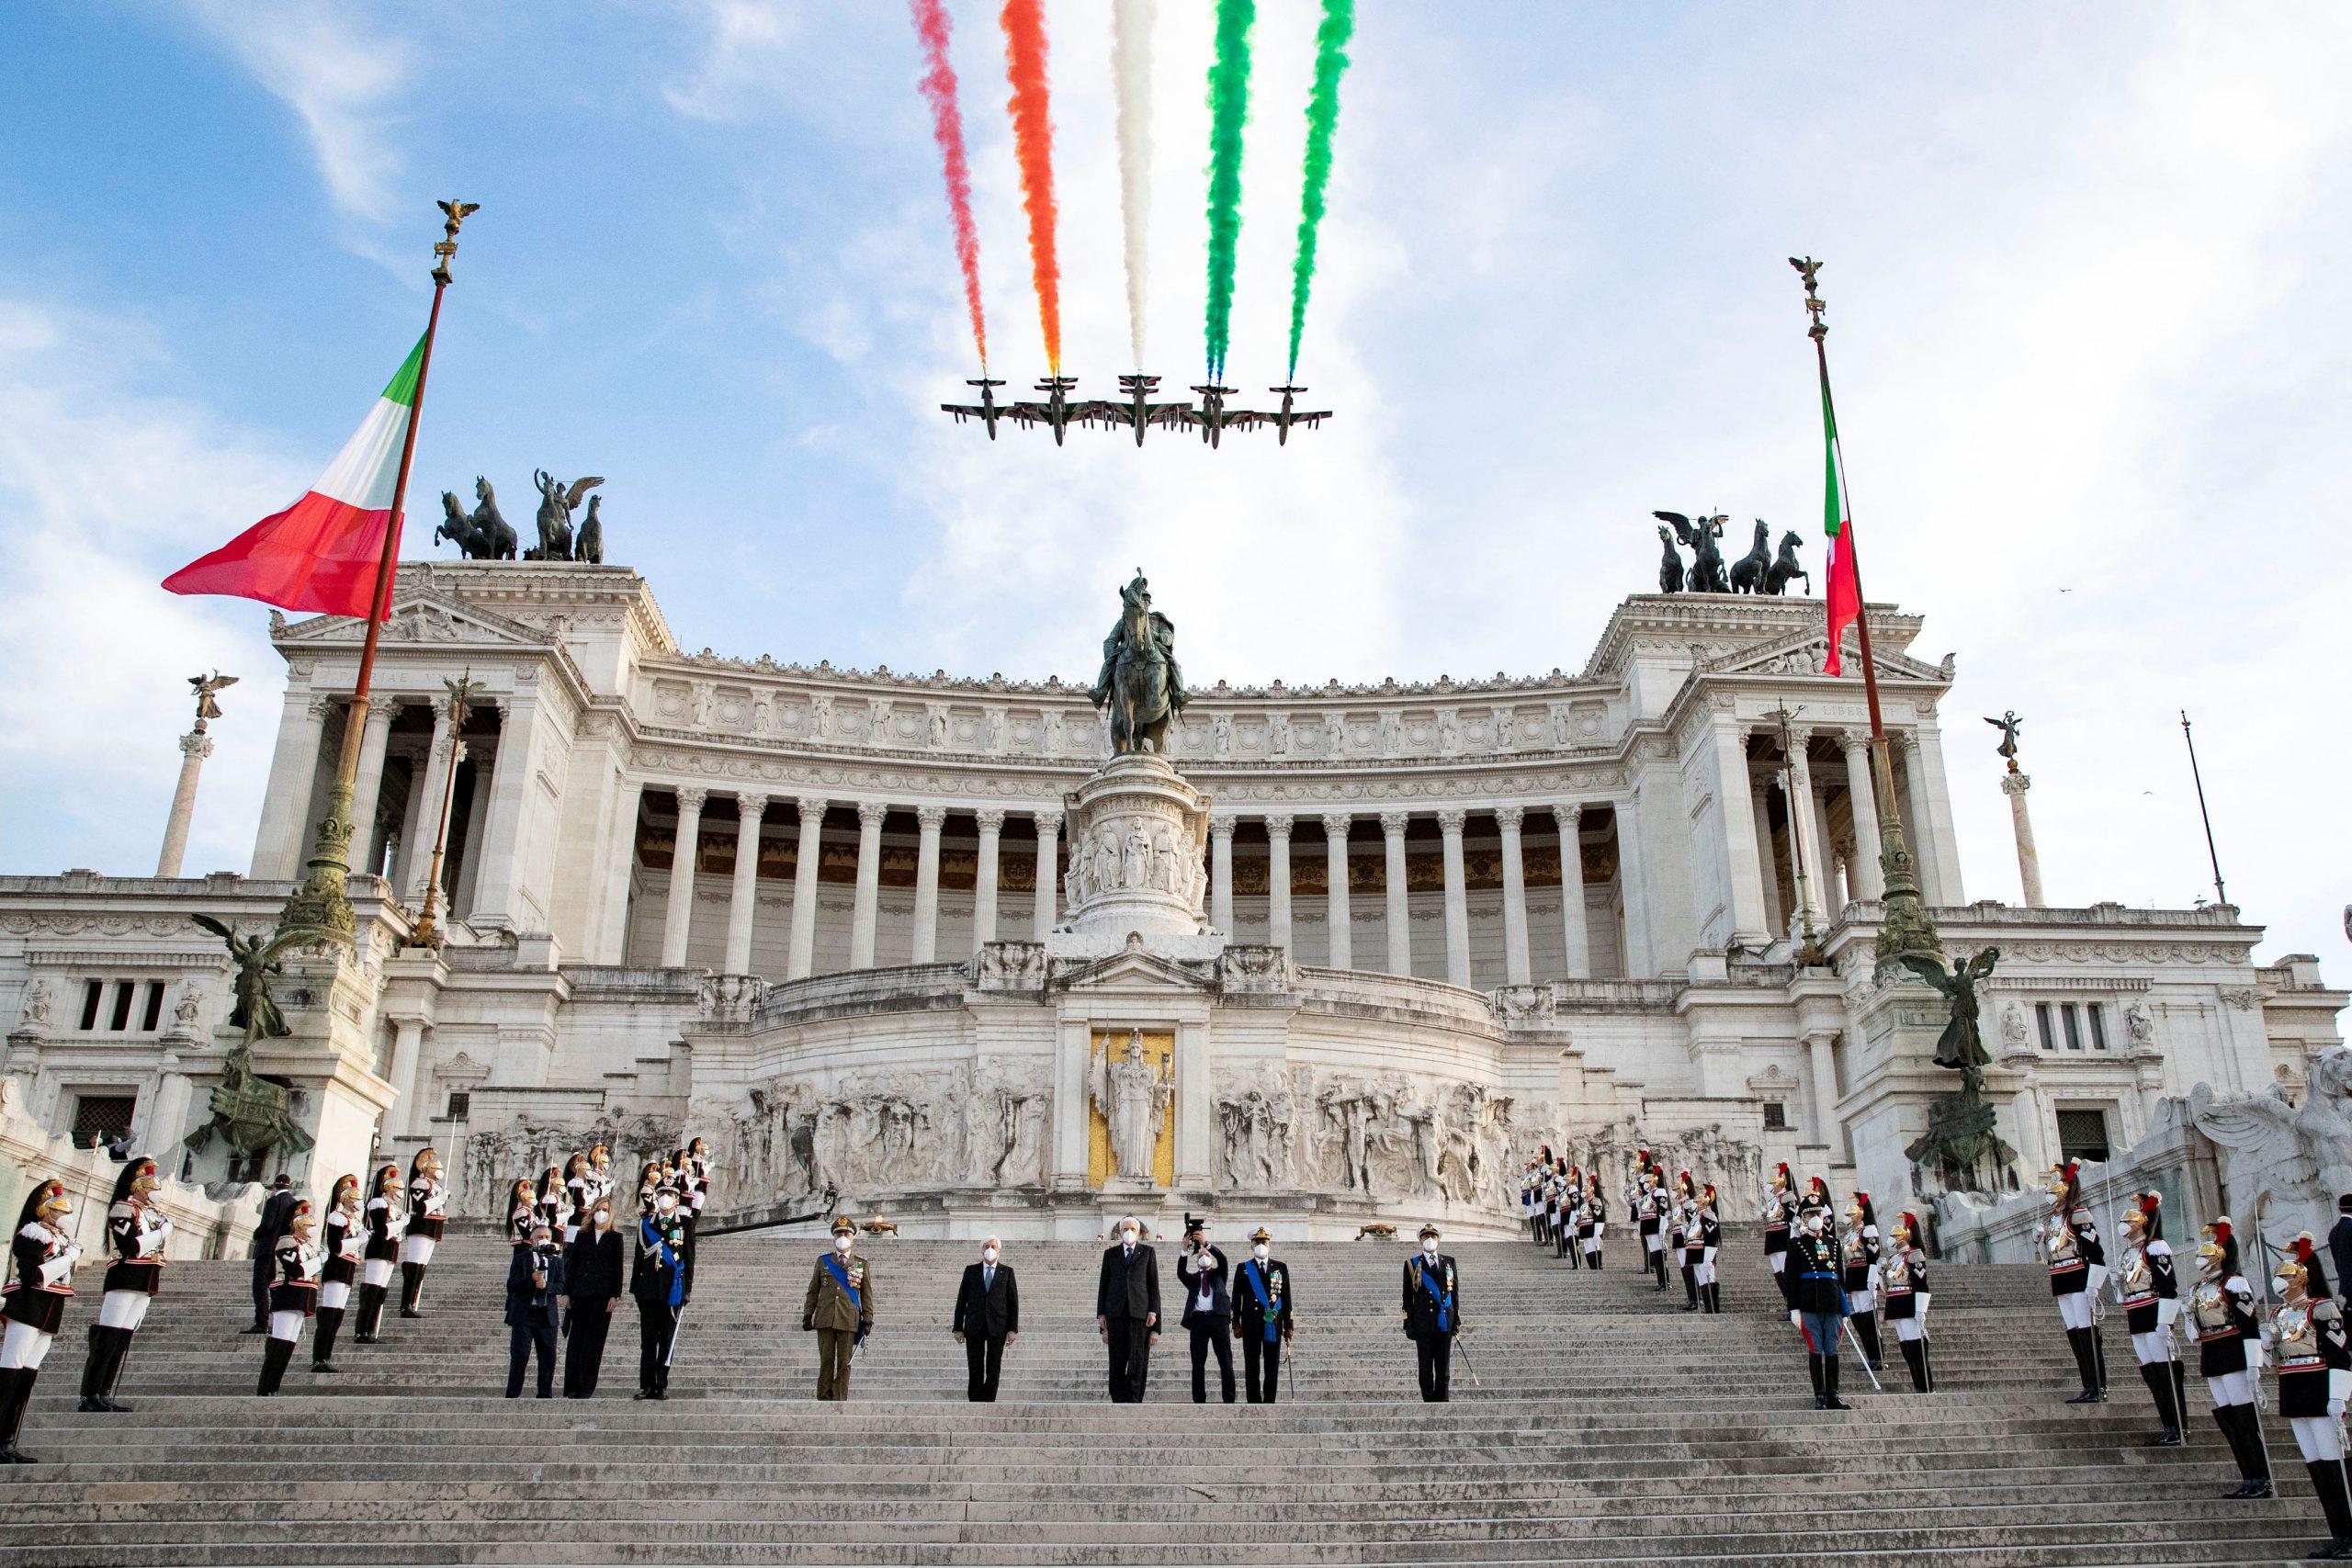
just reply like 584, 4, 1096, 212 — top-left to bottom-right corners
1656, 525, 1685, 592
1655, 511, 1729, 592
1088, 570, 1188, 755
575, 494, 605, 565
527, 469, 602, 561
433, 477, 518, 560
1765, 530, 1810, 595
1729, 520, 1771, 594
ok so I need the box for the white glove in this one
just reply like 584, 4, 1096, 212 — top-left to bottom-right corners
1790, 1309, 1803, 1328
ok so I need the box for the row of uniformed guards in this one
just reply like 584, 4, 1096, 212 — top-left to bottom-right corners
1521, 1158, 1608, 1269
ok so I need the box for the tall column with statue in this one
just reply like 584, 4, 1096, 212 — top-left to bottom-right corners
159, 672, 238, 877
1986, 711, 2044, 908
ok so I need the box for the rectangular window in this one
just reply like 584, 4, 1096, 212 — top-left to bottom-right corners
1762, 1101, 1789, 1132
2035, 1003, 2056, 1051
140, 981, 165, 1032
79, 980, 104, 1031
445, 1091, 470, 1122
2086, 1005, 2109, 1052
71, 1093, 137, 1150
2061, 1005, 2084, 1051
2056, 1108, 2111, 1163
107, 981, 135, 1032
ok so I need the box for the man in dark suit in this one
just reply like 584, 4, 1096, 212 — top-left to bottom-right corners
1095, 1214, 1159, 1403
245, 1174, 298, 1334
1234, 1225, 1294, 1404
1401, 1223, 1463, 1403
1176, 1214, 1235, 1404
504, 1222, 568, 1398
952, 1234, 1020, 1402
2331, 1194, 2351, 1304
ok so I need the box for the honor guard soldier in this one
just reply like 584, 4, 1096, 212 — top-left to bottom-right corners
1234, 1227, 1292, 1404
1672, 1171, 1702, 1312
507, 1179, 539, 1248
355, 1163, 403, 1343
587, 1144, 616, 1208
2267, 1236, 2352, 1558
679, 1139, 713, 1299
1840, 1192, 1883, 1371
2190, 1219, 2272, 1499
314, 1175, 362, 1374
1561, 1167, 1584, 1268
630, 1186, 687, 1401
0, 1179, 79, 1463
256, 1199, 322, 1396
2037, 1160, 2108, 1404
1693, 1182, 1724, 1313
1521, 1159, 1540, 1244
1580, 1174, 1606, 1269
2116, 1191, 2186, 1446
1882, 1211, 1933, 1393
1634, 1160, 1668, 1293
80, 1156, 171, 1414
533, 1166, 564, 1239
1762, 1163, 1796, 1309
1402, 1224, 1462, 1402
1177, 1215, 1235, 1404
804, 1215, 873, 1402
562, 1153, 594, 1244
1786, 1201, 1851, 1410
400, 1147, 447, 1319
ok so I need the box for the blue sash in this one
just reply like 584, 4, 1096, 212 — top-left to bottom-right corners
1414, 1259, 1453, 1334
1240, 1259, 1280, 1343
641, 1217, 684, 1308
824, 1252, 864, 1317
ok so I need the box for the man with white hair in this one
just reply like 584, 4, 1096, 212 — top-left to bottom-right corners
952, 1234, 1020, 1402
1095, 1214, 1160, 1403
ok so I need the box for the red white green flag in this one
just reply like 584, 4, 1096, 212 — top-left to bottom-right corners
1817, 373, 1860, 675
163, 334, 425, 620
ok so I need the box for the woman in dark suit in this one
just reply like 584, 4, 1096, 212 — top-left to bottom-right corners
562, 1197, 626, 1398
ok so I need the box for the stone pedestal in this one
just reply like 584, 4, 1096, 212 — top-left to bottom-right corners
1046, 753, 1215, 962
157, 728, 214, 878
1840, 968, 2023, 1211
2001, 770, 2044, 908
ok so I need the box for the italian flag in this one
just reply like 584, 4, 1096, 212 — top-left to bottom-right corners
1818, 373, 1860, 675
163, 335, 425, 620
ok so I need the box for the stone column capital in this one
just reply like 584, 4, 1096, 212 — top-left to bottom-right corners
1493, 804, 1525, 831
1435, 808, 1468, 835
796, 795, 829, 822
1379, 810, 1411, 836
179, 730, 216, 761
2000, 771, 2031, 796
737, 792, 769, 820
914, 805, 948, 831
1551, 801, 1583, 830
974, 808, 1007, 832
1320, 811, 1352, 837
856, 799, 889, 828
1031, 808, 1062, 836
362, 699, 400, 733
1208, 814, 1238, 839
307, 694, 338, 722
676, 786, 709, 815
1263, 814, 1294, 841
1841, 732, 1872, 758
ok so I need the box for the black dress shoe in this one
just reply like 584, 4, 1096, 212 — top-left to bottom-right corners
239, 1325, 266, 1336
100, 1397, 130, 1414
400, 1310, 422, 1319
632, 1390, 652, 1400
77, 1397, 107, 1414
312, 1363, 339, 1374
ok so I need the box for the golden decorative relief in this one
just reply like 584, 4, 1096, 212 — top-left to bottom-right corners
1088, 1029, 1176, 1189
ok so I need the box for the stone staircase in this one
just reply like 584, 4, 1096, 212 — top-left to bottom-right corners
8, 1224, 2330, 1565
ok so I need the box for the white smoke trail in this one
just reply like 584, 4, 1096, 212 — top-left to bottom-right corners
1112, 0, 1155, 367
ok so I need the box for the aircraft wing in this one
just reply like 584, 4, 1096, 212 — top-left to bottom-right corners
1145, 401, 1193, 426
1069, 400, 1124, 429
1290, 410, 1333, 429
1005, 402, 1055, 424
942, 403, 989, 422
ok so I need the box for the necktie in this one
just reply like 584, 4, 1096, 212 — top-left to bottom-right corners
983, 1266, 993, 1291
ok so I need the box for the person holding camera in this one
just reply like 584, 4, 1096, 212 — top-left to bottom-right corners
1177, 1215, 1235, 1404
504, 1221, 566, 1399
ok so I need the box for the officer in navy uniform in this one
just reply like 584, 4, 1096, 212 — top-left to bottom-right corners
1402, 1224, 1462, 1403
2267, 1236, 2351, 1558
2190, 1218, 2271, 1500
0, 1178, 79, 1463
1233, 1226, 1293, 1404
2115, 1190, 2186, 1446
80, 1156, 171, 1413
1786, 1203, 1851, 1410
632, 1185, 688, 1401
1176, 1215, 1235, 1404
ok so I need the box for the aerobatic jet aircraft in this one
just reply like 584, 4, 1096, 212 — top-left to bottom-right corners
1261, 384, 1332, 445
1091, 374, 1194, 446
939, 378, 1008, 439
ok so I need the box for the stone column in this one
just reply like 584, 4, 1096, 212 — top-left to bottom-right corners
384, 1016, 428, 1137
1321, 813, 1353, 969
2002, 771, 2044, 907
1380, 812, 1412, 976
1437, 808, 1471, 987
850, 801, 887, 968
1752, 781, 1784, 934
723, 794, 767, 975
597, 777, 644, 963
1551, 803, 1589, 979
1713, 717, 1770, 942
1614, 799, 1653, 976
1787, 736, 1826, 931
401, 705, 458, 898
156, 728, 216, 877
660, 788, 707, 966
1031, 810, 1060, 938
142, 1053, 195, 1157
1840, 734, 1884, 900
910, 806, 946, 964
787, 796, 827, 979
1914, 725, 1965, 906
457, 748, 492, 915
346, 699, 399, 878
1264, 816, 1295, 953
1208, 817, 1237, 935
1495, 805, 1531, 985
1900, 735, 1943, 905
1805, 1031, 1841, 1147
252, 693, 331, 879
1811, 790, 1840, 917
972, 810, 1005, 951
469, 696, 542, 929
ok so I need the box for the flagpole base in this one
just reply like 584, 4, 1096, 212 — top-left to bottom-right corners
1866, 739, 1941, 967
278, 778, 359, 947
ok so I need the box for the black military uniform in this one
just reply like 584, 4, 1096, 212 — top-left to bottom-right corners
400, 1148, 448, 1318
2190, 1220, 2270, 1499
1786, 1213, 1850, 1410
1402, 1224, 1462, 1403
80, 1156, 170, 1413
632, 1198, 687, 1401
1579, 1178, 1605, 1269
0, 1179, 80, 1463
1762, 1163, 1796, 1310
1881, 1211, 1934, 1393
1559, 1167, 1583, 1268
1839, 1192, 1882, 1369
1234, 1227, 1293, 1404
1176, 1219, 1235, 1404
1634, 1160, 1668, 1292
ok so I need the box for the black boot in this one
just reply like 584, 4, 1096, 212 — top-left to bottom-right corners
2138, 1361, 2182, 1446
2216, 1404, 2264, 1498
1852, 1311, 1882, 1370
78, 1325, 115, 1413
257, 1336, 295, 1397
2064, 1328, 2104, 1403
1591, 1248, 1601, 1269
1899, 1337, 1928, 1393
0, 1368, 32, 1464
2307, 1460, 2352, 1558
2235, 1404, 2273, 1498
1822, 1355, 1851, 1411
1807, 1353, 1825, 1407
311, 1307, 345, 1372
399, 1262, 424, 1317
2089, 1325, 2109, 1395
354, 1283, 384, 1343
1681, 1266, 1699, 1311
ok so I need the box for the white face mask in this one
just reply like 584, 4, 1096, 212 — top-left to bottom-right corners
594, 1212, 612, 1230
657, 1196, 677, 1214
2272, 1276, 2292, 1297
1253, 1243, 1270, 1260
1122, 1229, 1138, 1246
834, 1235, 854, 1253
982, 1247, 999, 1263
1422, 1239, 1439, 1256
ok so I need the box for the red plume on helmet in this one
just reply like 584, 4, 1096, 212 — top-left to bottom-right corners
1775, 1161, 1791, 1179
2293, 1232, 2335, 1300
2135, 1191, 2164, 1239
1896, 1210, 1921, 1240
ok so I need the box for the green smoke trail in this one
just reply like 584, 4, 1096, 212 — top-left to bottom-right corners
1203, 0, 1254, 380
1286, 0, 1354, 380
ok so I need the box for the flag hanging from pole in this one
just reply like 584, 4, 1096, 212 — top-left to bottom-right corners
1817, 373, 1860, 676
163, 335, 425, 620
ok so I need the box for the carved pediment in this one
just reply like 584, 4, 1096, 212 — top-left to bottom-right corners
1706, 626, 1951, 684
275, 590, 554, 651
1051, 940, 1217, 996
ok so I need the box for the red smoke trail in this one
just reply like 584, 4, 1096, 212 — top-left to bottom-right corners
999, 0, 1060, 374
910, 0, 987, 371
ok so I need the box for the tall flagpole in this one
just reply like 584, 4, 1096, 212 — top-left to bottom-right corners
279, 199, 479, 944
1790, 258, 1939, 964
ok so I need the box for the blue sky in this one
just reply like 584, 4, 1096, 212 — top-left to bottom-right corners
3, 2, 2347, 968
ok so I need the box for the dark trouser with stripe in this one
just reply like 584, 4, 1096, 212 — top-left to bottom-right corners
638, 1301, 676, 1395
1416, 1332, 1452, 1402
1243, 1332, 1282, 1403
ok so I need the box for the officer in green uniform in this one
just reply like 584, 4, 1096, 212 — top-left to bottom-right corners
803, 1215, 874, 1401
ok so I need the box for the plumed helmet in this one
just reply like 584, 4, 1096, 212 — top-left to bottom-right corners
1772, 1162, 1792, 1190
2124, 1191, 2163, 1241
286, 1197, 314, 1228
2045, 1160, 2080, 1201
1846, 1190, 1875, 1225
2291, 1232, 2334, 1300
330, 1173, 359, 1206
20, 1178, 71, 1226
566, 1152, 589, 1179
1893, 1210, 1921, 1246
110, 1156, 160, 1205
375, 1163, 401, 1194
410, 1148, 440, 1179
2199, 1218, 2240, 1278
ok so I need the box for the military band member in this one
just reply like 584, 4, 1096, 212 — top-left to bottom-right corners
399, 1147, 447, 1319
2116, 1191, 2186, 1446
1234, 1227, 1292, 1404
79, 1156, 170, 1414
1096, 1215, 1160, 1404
1840, 1192, 1883, 1371
631, 1186, 687, 1401
508, 1179, 539, 1248
1762, 1163, 1796, 1310
355, 1163, 403, 1344
2190, 1219, 2271, 1500
256, 1199, 322, 1397
0, 1179, 79, 1463
1402, 1224, 1462, 1403
804, 1215, 873, 1402
1881, 1211, 1933, 1393
1787, 1203, 1851, 1410
2267, 1236, 2351, 1558
1694, 1182, 1724, 1314
1177, 1216, 1236, 1404
2037, 1159, 2108, 1404
1579, 1174, 1605, 1269
314, 1174, 362, 1373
